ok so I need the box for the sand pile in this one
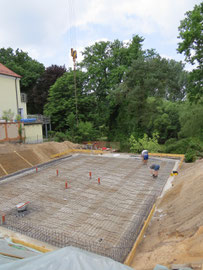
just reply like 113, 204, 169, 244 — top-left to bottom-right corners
131, 159, 203, 269
0, 141, 77, 176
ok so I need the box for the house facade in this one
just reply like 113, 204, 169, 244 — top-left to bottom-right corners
0, 63, 43, 143
0, 62, 27, 119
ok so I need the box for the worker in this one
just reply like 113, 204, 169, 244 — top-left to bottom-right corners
141, 149, 149, 164
150, 164, 160, 177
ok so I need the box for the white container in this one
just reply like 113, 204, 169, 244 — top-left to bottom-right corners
16, 202, 30, 212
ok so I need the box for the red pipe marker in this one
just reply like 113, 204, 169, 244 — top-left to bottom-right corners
98, 178, 100, 184
65, 181, 68, 189
89, 172, 92, 179
2, 215, 5, 224
56, 169, 59, 176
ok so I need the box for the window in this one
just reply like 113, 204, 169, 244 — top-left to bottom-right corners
21, 93, 27, 103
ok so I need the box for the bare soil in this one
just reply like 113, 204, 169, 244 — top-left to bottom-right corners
0, 141, 77, 176
131, 159, 203, 269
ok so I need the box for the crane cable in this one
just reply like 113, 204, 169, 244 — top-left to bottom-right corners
67, 0, 78, 126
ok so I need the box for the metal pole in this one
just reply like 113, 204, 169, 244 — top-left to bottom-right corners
45, 124, 48, 139
73, 60, 78, 127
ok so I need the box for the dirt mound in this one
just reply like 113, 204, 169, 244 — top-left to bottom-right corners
131, 159, 203, 269
0, 141, 77, 176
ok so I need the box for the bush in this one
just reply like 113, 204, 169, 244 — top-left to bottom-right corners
165, 137, 202, 154
75, 121, 98, 143
129, 133, 161, 153
54, 132, 67, 142
120, 141, 130, 152
185, 149, 196, 162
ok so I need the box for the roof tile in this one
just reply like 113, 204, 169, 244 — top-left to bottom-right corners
0, 62, 21, 78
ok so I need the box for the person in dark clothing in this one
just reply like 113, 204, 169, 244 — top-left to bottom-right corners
150, 164, 160, 177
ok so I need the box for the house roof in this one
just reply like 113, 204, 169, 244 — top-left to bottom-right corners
0, 62, 21, 78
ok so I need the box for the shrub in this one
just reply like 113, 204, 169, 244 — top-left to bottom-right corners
165, 137, 202, 154
2, 109, 14, 122
75, 121, 98, 143
185, 149, 196, 162
129, 133, 161, 153
54, 132, 67, 142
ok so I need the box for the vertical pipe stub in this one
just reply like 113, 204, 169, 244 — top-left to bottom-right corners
1, 215, 5, 225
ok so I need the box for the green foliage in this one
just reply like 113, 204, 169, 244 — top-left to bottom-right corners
178, 101, 203, 139
112, 55, 186, 139
18, 123, 23, 143
44, 70, 92, 131
185, 149, 196, 163
177, 3, 203, 103
54, 132, 67, 142
75, 121, 97, 143
80, 36, 144, 128
178, 3, 203, 65
31, 65, 66, 114
15, 114, 22, 122
129, 133, 160, 153
2, 109, 14, 122
3, 37, 201, 155
144, 98, 181, 142
164, 137, 203, 154
0, 47, 45, 112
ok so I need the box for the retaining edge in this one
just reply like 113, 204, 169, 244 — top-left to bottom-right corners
11, 237, 52, 253
124, 204, 156, 266
124, 152, 185, 266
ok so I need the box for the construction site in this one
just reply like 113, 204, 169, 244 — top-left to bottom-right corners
0, 142, 202, 269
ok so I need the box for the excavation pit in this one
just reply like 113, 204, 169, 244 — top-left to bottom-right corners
0, 154, 176, 262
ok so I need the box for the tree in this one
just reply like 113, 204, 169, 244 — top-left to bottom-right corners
80, 36, 144, 129
31, 65, 66, 114
0, 47, 45, 112
144, 98, 181, 142
178, 101, 203, 139
111, 55, 186, 140
44, 69, 95, 132
177, 3, 203, 102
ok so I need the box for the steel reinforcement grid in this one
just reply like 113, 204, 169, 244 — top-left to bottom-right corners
0, 154, 176, 262
2, 198, 155, 262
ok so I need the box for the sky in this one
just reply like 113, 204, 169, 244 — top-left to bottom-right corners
0, 0, 201, 70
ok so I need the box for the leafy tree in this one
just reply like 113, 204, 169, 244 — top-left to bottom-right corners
177, 3, 203, 102
75, 121, 96, 142
31, 65, 66, 114
111, 55, 186, 139
80, 36, 144, 128
144, 98, 181, 142
0, 47, 45, 112
164, 59, 188, 101
44, 69, 95, 132
178, 101, 203, 139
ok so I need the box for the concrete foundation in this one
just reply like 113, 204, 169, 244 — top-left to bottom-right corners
0, 154, 176, 262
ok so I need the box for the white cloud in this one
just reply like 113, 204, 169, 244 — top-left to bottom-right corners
0, 0, 201, 67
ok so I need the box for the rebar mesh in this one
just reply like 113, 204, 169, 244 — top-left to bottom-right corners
2, 197, 154, 262
0, 154, 176, 262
